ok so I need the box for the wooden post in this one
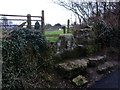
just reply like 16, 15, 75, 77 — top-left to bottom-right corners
27, 14, 31, 29
67, 19, 70, 33
62, 26, 66, 34
41, 10, 45, 34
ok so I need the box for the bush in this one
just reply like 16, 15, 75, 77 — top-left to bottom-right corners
110, 28, 120, 49
2, 28, 53, 89
93, 19, 120, 50
93, 19, 112, 47
86, 44, 96, 56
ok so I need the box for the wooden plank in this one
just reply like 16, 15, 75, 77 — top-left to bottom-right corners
0, 25, 18, 26
0, 14, 41, 18
0, 24, 39, 27
0, 14, 27, 17
0, 19, 41, 21
0, 19, 26, 21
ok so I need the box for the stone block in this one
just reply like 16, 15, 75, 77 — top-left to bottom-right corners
88, 55, 106, 67
55, 59, 88, 79
72, 75, 88, 86
97, 61, 118, 74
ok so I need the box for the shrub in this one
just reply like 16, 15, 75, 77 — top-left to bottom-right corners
93, 19, 113, 47
93, 19, 120, 49
2, 28, 53, 89
110, 28, 120, 49
86, 44, 96, 56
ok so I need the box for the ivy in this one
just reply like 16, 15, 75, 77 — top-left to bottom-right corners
2, 28, 52, 89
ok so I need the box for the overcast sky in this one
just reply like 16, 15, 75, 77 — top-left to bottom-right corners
0, 0, 75, 25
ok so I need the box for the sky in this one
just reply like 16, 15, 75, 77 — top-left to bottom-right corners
0, 0, 75, 26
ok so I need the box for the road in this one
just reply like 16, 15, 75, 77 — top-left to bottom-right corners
89, 69, 120, 89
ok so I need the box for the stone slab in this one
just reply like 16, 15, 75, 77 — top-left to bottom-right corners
55, 59, 88, 79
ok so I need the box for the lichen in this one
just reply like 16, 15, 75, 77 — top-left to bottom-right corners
72, 75, 88, 86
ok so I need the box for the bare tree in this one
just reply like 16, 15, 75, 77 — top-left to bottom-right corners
53, 0, 97, 24
53, 0, 119, 27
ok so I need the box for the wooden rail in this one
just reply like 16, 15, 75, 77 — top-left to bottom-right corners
0, 19, 41, 21
0, 14, 42, 18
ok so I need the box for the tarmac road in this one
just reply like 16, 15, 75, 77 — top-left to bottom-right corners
89, 68, 120, 89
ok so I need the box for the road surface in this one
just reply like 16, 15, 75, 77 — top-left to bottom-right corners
89, 69, 120, 89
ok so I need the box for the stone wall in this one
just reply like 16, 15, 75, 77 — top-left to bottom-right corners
73, 27, 95, 45
55, 34, 76, 54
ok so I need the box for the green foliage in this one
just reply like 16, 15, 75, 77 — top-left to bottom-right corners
94, 19, 112, 46
110, 28, 120, 49
93, 19, 120, 49
86, 44, 96, 56
2, 28, 53, 89
54, 23, 62, 27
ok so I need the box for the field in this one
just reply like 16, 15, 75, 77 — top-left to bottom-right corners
45, 30, 64, 41
45, 30, 64, 35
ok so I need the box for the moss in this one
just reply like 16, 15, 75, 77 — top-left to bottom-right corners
86, 44, 96, 56
72, 75, 88, 86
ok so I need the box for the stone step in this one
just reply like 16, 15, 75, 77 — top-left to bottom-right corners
97, 61, 118, 74
55, 59, 88, 79
87, 55, 106, 67
72, 75, 88, 86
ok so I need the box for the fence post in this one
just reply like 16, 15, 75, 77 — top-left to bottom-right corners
41, 10, 45, 34
62, 26, 66, 34
67, 19, 70, 33
27, 14, 31, 29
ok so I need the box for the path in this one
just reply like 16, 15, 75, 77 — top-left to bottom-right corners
89, 68, 120, 89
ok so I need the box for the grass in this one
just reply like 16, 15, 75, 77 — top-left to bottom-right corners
46, 37, 59, 42
45, 30, 64, 42
45, 30, 72, 41
45, 30, 64, 35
